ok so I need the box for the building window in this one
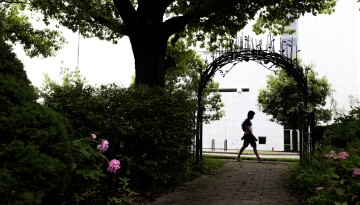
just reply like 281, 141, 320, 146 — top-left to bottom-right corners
241, 88, 250, 92
258, 136, 266, 144
217, 88, 237, 92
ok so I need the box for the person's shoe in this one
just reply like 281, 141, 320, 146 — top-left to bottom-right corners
236, 158, 242, 162
257, 158, 263, 163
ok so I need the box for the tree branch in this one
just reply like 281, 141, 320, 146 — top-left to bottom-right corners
1, 0, 26, 3
160, 0, 175, 11
92, 15, 128, 36
112, 0, 136, 26
163, 0, 239, 36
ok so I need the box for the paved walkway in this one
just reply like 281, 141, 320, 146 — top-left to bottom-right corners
150, 160, 298, 205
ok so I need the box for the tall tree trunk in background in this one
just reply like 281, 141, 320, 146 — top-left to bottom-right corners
129, 27, 168, 87
114, 0, 174, 87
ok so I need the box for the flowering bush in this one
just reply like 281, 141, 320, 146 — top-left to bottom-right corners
62, 133, 128, 204
293, 105, 360, 205
293, 143, 360, 205
107, 159, 121, 173
353, 168, 360, 176
324, 151, 349, 160
97, 139, 109, 152
41, 82, 196, 195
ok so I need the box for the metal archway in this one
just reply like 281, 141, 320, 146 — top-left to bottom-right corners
195, 37, 313, 164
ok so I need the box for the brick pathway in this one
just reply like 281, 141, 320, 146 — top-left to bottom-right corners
150, 160, 298, 205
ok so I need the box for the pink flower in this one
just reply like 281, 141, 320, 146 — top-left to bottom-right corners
315, 187, 324, 191
90, 133, 97, 139
325, 151, 349, 160
97, 139, 109, 152
353, 168, 360, 176
107, 159, 121, 173
339, 151, 349, 158
334, 151, 349, 160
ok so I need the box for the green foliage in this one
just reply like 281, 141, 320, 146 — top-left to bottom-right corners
293, 144, 360, 205
165, 39, 224, 124
0, 104, 74, 205
292, 105, 360, 205
61, 134, 134, 204
40, 70, 197, 195
64, 137, 107, 203
116, 85, 196, 193
253, 0, 337, 35
40, 67, 97, 139
108, 177, 137, 205
1, 2, 66, 57
4, 0, 338, 86
0, 31, 73, 204
0, 25, 37, 109
25, 0, 337, 50
258, 66, 332, 129
323, 103, 360, 148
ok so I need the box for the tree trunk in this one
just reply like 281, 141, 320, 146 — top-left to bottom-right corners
129, 25, 168, 87
114, 1, 188, 87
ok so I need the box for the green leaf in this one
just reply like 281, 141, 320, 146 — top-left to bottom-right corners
79, 146, 92, 157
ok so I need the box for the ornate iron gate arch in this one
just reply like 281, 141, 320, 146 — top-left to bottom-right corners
195, 36, 313, 164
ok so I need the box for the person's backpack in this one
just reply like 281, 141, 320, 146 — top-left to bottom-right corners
242, 119, 251, 132
241, 120, 246, 132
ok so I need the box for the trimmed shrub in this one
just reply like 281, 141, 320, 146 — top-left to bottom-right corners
41, 79, 196, 195
0, 35, 73, 204
115, 85, 196, 194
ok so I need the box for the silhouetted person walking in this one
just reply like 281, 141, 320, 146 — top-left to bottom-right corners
236, 110, 262, 162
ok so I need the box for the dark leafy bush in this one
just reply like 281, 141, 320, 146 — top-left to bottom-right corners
41, 78, 197, 195
0, 34, 73, 204
62, 135, 135, 204
323, 104, 360, 148
40, 70, 98, 139
292, 105, 360, 205
118, 85, 196, 194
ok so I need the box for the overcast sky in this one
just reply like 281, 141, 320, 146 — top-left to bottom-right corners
15, 26, 135, 88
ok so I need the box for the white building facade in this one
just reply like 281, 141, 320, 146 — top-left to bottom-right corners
202, 0, 360, 151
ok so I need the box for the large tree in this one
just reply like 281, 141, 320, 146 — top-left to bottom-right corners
4, 0, 337, 86
258, 67, 332, 130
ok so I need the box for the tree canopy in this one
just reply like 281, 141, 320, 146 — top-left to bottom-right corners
2, 0, 337, 86
0, 1, 65, 57
258, 66, 332, 129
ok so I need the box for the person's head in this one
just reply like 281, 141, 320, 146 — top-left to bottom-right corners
248, 110, 255, 119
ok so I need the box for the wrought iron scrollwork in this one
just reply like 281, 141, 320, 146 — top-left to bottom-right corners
195, 34, 312, 164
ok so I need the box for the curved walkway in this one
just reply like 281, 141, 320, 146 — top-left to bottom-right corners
151, 160, 298, 205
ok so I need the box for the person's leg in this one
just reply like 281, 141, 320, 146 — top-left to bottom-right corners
236, 146, 246, 160
250, 140, 262, 161
252, 146, 261, 160
236, 140, 249, 161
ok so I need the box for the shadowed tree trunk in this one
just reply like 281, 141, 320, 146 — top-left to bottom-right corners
129, 26, 168, 87
114, 0, 209, 87
115, 0, 174, 87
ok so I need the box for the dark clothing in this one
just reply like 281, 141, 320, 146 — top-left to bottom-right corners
241, 118, 256, 147
242, 133, 257, 147
241, 118, 252, 132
